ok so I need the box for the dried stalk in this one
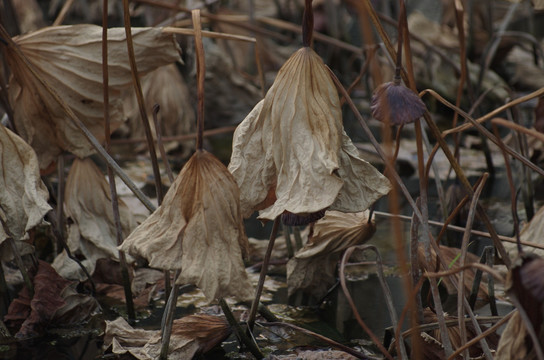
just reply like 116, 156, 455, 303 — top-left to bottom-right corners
151, 105, 175, 184
421, 89, 544, 178
447, 310, 514, 360
219, 299, 263, 359
339, 247, 394, 360
357, 245, 408, 359
122, 0, 164, 203
108, 0, 135, 322
53, 0, 76, 26
457, 173, 488, 359
445, 87, 544, 135
360, 0, 511, 269
247, 218, 280, 330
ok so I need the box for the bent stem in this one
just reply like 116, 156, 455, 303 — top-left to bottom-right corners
339, 247, 394, 360
457, 173, 488, 359
247, 217, 280, 330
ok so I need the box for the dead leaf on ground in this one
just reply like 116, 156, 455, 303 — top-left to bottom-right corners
120, 150, 254, 302
103, 314, 231, 359
4, 260, 98, 338
287, 210, 375, 299
4, 24, 181, 169
228, 47, 390, 222
93, 263, 164, 309
52, 157, 136, 281
0, 124, 51, 257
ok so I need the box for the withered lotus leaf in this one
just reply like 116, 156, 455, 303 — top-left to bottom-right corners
287, 210, 375, 298
0, 125, 51, 244
229, 47, 391, 221
4, 260, 98, 338
5, 25, 181, 169
52, 158, 136, 280
104, 314, 231, 359
124, 64, 195, 155
120, 150, 254, 302
370, 81, 426, 125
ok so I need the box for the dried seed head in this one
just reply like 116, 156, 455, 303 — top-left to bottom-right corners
370, 81, 426, 125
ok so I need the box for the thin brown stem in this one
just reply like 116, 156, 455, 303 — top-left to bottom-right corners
340, 247, 394, 360
122, 0, 164, 202
219, 299, 263, 359
302, 0, 313, 47
447, 311, 514, 360
247, 218, 280, 330
106, 0, 135, 322
151, 105, 175, 184
457, 173, 488, 359
192, 10, 205, 151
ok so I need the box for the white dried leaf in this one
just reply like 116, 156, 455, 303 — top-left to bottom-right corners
5, 24, 181, 169
287, 211, 375, 298
228, 47, 390, 221
120, 150, 254, 302
52, 157, 136, 280
0, 125, 51, 244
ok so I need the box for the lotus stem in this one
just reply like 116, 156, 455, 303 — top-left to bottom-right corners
0, 261, 11, 320
219, 298, 263, 359
302, 0, 313, 47
110, 0, 136, 322
247, 217, 280, 330
160, 281, 179, 360
193, 9, 205, 151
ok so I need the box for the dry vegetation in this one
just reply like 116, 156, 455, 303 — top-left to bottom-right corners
1, 0, 544, 359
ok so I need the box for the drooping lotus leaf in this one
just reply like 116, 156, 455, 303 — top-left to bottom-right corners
229, 47, 391, 222
120, 150, 254, 302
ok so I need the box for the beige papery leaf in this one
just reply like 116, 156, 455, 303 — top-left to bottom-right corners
124, 64, 195, 154
228, 47, 391, 222
0, 125, 51, 247
287, 210, 375, 299
104, 314, 231, 360
5, 24, 181, 170
120, 150, 254, 301
52, 158, 136, 281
